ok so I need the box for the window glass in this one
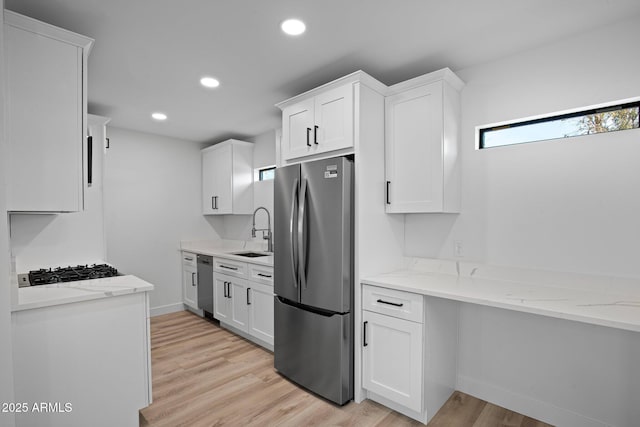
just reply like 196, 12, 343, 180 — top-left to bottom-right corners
479, 102, 640, 149
259, 167, 275, 181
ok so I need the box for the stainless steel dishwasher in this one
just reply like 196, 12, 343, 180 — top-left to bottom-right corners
196, 255, 213, 314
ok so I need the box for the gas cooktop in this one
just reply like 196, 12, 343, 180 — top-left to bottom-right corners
27, 264, 120, 286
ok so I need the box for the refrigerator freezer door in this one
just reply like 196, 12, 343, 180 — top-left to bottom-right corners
274, 297, 353, 405
274, 164, 300, 302
299, 157, 352, 313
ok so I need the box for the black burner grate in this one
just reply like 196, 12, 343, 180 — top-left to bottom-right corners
28, 264, 119, 286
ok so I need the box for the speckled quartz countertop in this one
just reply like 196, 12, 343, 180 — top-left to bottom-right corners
362, 258, 640, 333
13, 275, 154, 312
180, 240, 274, 267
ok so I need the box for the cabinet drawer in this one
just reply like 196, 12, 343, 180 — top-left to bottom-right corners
182, 252, 197, 268
362, 284, 423, 323
248, 264, 274, 286
214, 258, 247, 278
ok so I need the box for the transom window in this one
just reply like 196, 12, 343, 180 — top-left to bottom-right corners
478, 99, 640, 149
258, 166, 275, 181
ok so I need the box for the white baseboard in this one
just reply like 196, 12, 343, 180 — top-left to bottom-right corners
457, 375, 608, 427
149, 303, 186, 317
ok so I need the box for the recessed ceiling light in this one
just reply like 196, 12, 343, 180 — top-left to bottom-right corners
200, 76, 220, 88
281, 18, 306, 36
151, 112, 167, 121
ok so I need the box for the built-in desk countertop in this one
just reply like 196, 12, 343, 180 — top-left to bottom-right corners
362, 258, 640, 333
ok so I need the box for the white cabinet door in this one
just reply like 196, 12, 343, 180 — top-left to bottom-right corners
282, 98, 315, 160
385, 81, 445, 213
6, 14, 91, 212
362, 310, 423, 413
212, 143, 233, 214
314, 83, 354, 153
202, 148, 217, 215
213, 274, 231, 322
229, 279, 249, 332
280, 83, 354, 162
182, 253, 198, 310
247, 282, 274, 345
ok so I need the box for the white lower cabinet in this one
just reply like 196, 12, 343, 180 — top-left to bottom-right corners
247, 282, 275, 344
362, 310, 423, 412
213, 261, 274, 349
12, 292, 151, 427
181, 252, 198, 311
229, 278, 250, 331
361, 284, 457, 424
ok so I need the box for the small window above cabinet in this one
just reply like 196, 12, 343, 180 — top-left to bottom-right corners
384, 68, 464, 213
202, 139, 253, 215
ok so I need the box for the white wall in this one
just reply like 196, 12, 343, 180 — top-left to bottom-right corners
0, 3, 17, 426
9, 117, 107, 272
103, 127, 221, 313
402, 16, 640, 427
405, 15, 640, 279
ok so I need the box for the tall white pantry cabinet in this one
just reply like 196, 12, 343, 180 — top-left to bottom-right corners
5, 11, 93, 212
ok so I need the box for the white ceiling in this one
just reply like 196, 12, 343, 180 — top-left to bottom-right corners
6, 0, 640, 143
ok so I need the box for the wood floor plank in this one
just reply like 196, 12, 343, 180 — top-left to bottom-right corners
428, 391, 487, 427
140, 311, 554, 426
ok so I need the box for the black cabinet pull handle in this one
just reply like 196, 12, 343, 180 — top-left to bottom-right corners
386, 181, 391, 205
227, 282, 232, 299
257, 273, 272, 278
223, 281, 227, 298
363, 321, 368, 347
211, 196, 215, 210
87, 136, 93, 186
220, 265, 238, 271
247, 288, 251, 305
106, 137, 110, 149
306, 127, 312, 147
191, 272, 196, 286
377, 299, 403, 307
314, 125, 319, 144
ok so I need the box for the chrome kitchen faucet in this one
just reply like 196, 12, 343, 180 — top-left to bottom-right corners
251, 206, 273, 252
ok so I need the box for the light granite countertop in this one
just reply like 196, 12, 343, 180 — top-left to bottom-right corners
362, 258, 640, 333
180, 240, 274, 267
13, 275, 154, 312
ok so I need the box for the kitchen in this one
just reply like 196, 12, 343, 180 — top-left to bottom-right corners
1, 1, 640, 427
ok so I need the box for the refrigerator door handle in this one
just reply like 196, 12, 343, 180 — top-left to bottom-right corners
298, 178, 308, 289
290, 178, 299, 288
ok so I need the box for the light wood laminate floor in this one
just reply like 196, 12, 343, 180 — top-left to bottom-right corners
139, 311, 552, 427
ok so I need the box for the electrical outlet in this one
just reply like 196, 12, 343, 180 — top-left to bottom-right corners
454, 240, 464, 257
17, 273, 30, 287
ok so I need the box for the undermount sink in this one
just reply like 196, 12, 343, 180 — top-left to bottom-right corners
231, 251, 270, 258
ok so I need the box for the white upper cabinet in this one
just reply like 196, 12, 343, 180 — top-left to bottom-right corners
5, 11, 93, 212
385, 68, 464, 213
201, 139, 253, 215
279, 76, 369, 164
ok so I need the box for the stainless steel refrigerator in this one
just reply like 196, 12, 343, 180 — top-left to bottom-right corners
274, 156, 353, 405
